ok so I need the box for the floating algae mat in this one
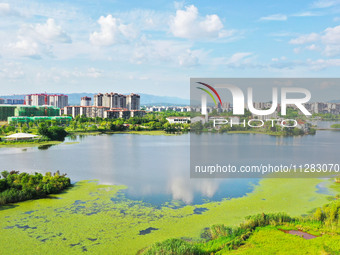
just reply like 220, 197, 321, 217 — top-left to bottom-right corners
0, 178, 335, 254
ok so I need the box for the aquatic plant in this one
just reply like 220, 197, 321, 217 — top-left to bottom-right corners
0, 178, 336, 254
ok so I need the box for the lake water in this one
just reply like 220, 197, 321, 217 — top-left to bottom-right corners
1, 121, 339, 205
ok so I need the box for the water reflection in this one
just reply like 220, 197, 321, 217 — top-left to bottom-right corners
0, 123, 338, 205
37, 144, 54, 150
168, 177, 219, 204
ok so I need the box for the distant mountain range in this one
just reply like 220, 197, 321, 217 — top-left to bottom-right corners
328, 100, 340, 103
0, 93, 190, 106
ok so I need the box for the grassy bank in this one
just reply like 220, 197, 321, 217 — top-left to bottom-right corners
109, 130, 178, 136
229, 226, 340, 254
0, 140, 62, 148
142, 181, 340, 254
330, 123, 340, 128
0, 178, 336, 254
68, 130, 177, 136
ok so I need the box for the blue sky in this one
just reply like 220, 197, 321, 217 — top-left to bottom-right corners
1, 0, 340, 98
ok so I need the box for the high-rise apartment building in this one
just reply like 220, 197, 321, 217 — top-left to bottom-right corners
93, 93, 103, 106
93, 92, 139, 110
25, 94, 68, 108
126, 93, 140, 110
81, 96, 92, 106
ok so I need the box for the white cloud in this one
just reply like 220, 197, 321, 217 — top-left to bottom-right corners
293, 47, 301, 54
174, 1, 185, 10
212, 52, 261, 69
0, 62, 24, 79
307, 58, 340, 70
9, 38, 41, 58
0, 3, 17, 16
306, 44, 318, 51
33, 18, 71, 43
114, 9, 169, 31
7, 18, 71, 58
169, 5, 232, 39
228, 52, 253, 64
289, 25, 340, 56
0, 3, 10, 14
289, 33, 319, 44
321, 25, 340, 56
130, 39, 204, 67
323, 45, 340, 56
85, 68, 103, 78
260, 14, 287, 21
35, 67, 104, 84
67, 68, 103, 78
90, 15, 137, 46
311, 0, 340, 8
178, 49, 199, 67
322, 25, 340, 44
292, 11, 321, 17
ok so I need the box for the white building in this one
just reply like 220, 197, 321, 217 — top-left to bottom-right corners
166, 117, 190, 124
25, 94, 68, 108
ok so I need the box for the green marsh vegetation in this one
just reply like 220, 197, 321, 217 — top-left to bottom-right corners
330, 123, 340, 128
0, 171, 71, 205
142, 179, 340, 255
0, 178, 337, 254
0, 111, 191, 146
64, 113, 190, 134
0, 139, 61, 148
0, 122, 68, 147
312, 113, 340, 121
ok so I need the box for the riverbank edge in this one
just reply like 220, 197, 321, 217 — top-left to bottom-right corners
0, 140, 62, 148
0, 130, 176, 147
67, 130, 178, 136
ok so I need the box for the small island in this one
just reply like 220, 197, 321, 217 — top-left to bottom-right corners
330, 123, 340, 128
0, 171, 71, 205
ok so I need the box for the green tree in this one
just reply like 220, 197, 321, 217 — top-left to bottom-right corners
38, 126, 68, 141
314, 207, 324, 221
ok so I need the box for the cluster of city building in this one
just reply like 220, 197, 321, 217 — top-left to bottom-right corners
2, 90, 340, 123
302, 102, 340, 115
0, 92, 143, 121
145, 106, 191, 112
0, 98, 25, 105
60, 93, 144, 119
191, 102, 340, 115
25, 94, 69, 109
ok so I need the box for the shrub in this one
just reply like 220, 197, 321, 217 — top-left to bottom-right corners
38, 126, 68, 141
0, 171, 71, 205
143, 238, 205, 255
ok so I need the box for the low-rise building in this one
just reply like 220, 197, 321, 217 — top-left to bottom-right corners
0, 105, 16, 121
62, 106, 110, 118
104, 108, 130, 119
166, 117, 190, 124
130, 110, 146, 118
